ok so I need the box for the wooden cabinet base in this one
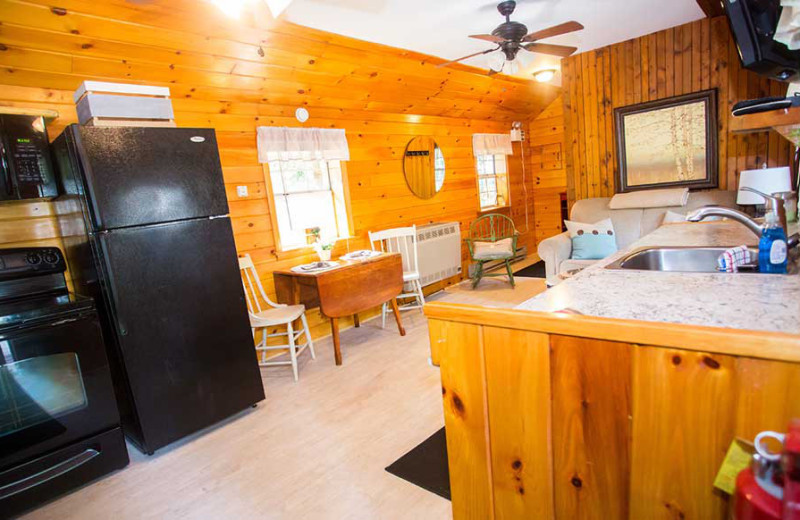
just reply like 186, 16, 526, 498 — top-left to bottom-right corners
425, 302, 800, 519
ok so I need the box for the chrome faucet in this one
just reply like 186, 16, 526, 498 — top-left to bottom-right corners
685, 188, 799, 248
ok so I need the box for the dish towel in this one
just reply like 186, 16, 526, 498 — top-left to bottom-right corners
717, 246, 754, 273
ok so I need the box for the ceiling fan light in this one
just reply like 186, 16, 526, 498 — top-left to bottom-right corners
533, 68, 557, 83
488, 53, 506, 72
506, 60, 520, 75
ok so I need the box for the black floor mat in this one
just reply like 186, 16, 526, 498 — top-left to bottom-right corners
514, 261, 546, 278
385, 427, 450, 500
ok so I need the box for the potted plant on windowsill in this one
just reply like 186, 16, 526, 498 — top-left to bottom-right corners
307, 227, 336, 263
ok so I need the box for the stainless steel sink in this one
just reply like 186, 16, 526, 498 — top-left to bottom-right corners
605, 246, 758, 273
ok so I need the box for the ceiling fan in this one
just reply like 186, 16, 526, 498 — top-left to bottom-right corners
438, 0, 584, 76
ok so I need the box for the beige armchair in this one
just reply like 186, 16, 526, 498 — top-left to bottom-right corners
538, 190, 738, 286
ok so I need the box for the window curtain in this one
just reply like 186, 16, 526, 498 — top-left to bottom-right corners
472, 133, 513, 156
257, 126, 350, 163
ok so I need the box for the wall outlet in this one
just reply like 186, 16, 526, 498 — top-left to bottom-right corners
236, 185, 248, 198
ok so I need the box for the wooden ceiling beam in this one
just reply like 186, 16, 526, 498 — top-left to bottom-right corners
696, 0, 726, 18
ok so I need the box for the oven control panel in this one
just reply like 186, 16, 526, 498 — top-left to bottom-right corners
0, 247, 66, 281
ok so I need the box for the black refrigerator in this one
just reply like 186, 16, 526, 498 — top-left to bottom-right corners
51, 125, 265, 454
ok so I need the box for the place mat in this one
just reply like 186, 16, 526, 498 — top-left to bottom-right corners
291, 261, 340, 274
340, 250, 381, 261
385, 427, 450, 500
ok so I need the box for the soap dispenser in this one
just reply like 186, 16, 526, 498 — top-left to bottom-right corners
742, 187, 789, 274
760, 211, 788, 274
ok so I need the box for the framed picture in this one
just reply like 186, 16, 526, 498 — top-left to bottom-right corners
614, 89, 718, 193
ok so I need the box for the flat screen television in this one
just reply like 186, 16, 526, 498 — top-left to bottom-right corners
724, 0, 800, 82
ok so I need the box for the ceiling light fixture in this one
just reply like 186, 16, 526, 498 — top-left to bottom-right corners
533, 69, 557, 83
488, 53, 506, 73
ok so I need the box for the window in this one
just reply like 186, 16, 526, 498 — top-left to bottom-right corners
266, 159, 350, 251
476, 154, 510, 210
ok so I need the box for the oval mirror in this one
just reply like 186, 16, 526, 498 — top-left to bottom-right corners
403, 137, 445, 199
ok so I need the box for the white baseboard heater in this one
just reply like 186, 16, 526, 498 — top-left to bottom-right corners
416, 222, 462, 287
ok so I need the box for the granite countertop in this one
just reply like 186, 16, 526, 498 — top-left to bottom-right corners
515, 221, 800, 335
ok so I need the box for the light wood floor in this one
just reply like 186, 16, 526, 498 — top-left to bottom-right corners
22, 278, 545, 520
429, 276, 546, 308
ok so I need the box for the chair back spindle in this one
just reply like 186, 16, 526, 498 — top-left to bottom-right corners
238, 254, 279, 316
368, 226, 419, 277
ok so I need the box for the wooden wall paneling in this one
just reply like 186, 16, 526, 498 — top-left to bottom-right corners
630, 346, 736, 519
734, 358, 800, 442
483, 328, 553, 520
576, 54, 588, 202
529, 95, 567, 243
559, 16, 793, 201
563, 59, 577, 205
596, 48, 610, 197
433, 320, 494, 520
712, 15, 730, 191
647, 33, 659, 100
0, 200, 63, 247
550, 335, 632, 520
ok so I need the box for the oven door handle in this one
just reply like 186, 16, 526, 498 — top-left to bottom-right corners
0, 448, 100, 500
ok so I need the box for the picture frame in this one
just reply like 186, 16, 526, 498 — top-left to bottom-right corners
614, 89, 718, 193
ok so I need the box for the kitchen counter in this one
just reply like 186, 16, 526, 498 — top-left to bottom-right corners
515, 220, 800, 334
426, 222, 800, 520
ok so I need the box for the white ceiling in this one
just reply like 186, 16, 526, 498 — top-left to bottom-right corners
283, 0, 706, 84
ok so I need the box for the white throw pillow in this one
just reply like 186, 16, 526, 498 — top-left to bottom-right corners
564, 218, 618, 260
472, 237, 514, 260
564, 218, 615, 238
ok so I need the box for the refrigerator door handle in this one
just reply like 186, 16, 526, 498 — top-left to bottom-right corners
0, 449, 100, 501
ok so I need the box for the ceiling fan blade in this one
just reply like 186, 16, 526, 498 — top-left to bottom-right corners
469, 34, 506, 44
437, 48, 497, 68
487, 68, 500, 77
522, 21, 584, 42
522, 42, 578, 58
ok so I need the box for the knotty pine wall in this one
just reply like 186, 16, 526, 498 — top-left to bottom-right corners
0, 0, 558, 343
529, 97, 567, 246
560, 16, 794, 204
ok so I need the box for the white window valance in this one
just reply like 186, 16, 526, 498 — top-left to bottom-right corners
472, 133, 513, 156
257, 126, 350, 163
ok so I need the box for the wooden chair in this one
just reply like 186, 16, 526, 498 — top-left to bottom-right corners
465, 213, 518, 288
369, 225, 425, 328
239, 254, 315, 382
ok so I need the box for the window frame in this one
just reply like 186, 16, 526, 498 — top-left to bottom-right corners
475, 153, 510, 211
262, 160, 353, 257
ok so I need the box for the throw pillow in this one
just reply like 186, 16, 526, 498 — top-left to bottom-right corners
472, 237, 514, 260
565, 218, 618, 260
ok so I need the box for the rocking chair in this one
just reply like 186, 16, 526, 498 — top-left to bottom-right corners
465, 213, 518, 288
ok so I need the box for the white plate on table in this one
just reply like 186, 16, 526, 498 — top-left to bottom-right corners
340, 250, 381, 261
291, 261, 340, 274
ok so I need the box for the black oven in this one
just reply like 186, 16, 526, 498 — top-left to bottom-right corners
0, 248, 127, 519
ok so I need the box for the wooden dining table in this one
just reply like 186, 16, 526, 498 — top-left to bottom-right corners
273, 252, 406, 366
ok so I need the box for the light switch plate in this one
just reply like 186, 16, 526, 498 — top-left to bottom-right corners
236, 185, 248, 198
